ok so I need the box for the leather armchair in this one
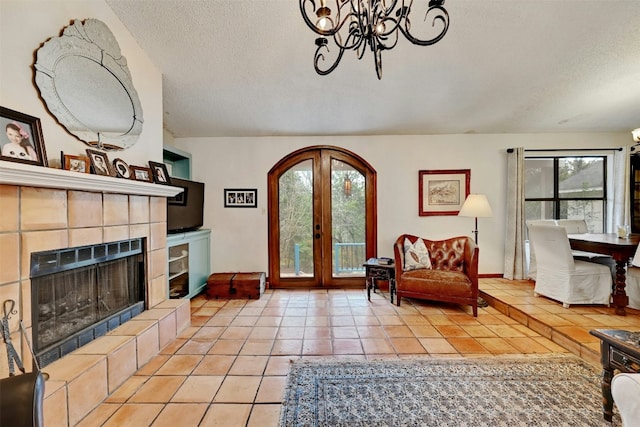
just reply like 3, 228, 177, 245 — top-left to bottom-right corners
393, 234, 479, 316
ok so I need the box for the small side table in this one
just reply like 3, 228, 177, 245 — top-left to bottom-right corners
363, 258, 396, 303
589, 329, 640, 421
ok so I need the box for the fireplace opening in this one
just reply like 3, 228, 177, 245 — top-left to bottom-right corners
30, 238, 146, 367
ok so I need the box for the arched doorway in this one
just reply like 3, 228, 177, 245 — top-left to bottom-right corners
268, 146, 377, 288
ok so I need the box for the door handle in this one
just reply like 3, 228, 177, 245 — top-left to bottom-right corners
315, 233, 320, 239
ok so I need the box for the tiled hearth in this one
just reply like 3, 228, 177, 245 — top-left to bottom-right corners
0, 161, 188, 426
43, 299, 190, 425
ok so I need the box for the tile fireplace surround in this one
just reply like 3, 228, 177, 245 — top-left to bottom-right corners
0, 161, 191, 426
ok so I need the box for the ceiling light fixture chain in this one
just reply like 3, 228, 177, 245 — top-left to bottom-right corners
300, 0, 449, 79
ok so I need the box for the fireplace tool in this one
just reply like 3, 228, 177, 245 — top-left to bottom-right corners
0, 299, 48, 427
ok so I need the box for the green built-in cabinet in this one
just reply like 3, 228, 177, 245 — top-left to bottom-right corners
167, 229, 211, 299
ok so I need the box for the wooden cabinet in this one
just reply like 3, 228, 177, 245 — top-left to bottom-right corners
590, 329, 640, 421
167, 229, 211, 299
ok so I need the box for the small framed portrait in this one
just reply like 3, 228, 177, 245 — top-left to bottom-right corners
224, 188, 257, 208
63, 154, 89, 173
113, 158, 131, 179
86, 149, 115, 176
130, 165, 154, 182
148, 161, 171, 185
0, 106, 48, 166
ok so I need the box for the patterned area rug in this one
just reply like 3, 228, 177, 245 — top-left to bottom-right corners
280, 356, 622, 427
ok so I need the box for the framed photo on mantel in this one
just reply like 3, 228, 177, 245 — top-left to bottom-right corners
130, 165, 154, 183
0, 106, 48, 167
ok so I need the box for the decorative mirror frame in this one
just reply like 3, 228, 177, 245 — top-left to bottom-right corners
34, 19, 143, 150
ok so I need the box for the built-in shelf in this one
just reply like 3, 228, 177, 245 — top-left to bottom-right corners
167, 230, 211, 299
168, 254, 189, 263
168, 270, 188, 281
163, 145, 191, 179
0, 160, 182, 197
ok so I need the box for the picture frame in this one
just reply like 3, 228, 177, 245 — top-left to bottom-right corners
418, 169, 470, 216
63, 154, 89, 173
0, 106, 48, 166
148, 161, 171, 185
224, 188, 257, 208
113, 158, 131, 179
86, 149, 115, 176
130, 165, 154, 182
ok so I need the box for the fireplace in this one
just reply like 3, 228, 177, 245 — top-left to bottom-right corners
30, 238, 146, 367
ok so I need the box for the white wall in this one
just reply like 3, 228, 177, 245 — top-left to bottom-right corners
0, 0, 163, 167
175, 133, 630, 275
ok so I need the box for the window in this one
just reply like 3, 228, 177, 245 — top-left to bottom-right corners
525, 156, 606, 232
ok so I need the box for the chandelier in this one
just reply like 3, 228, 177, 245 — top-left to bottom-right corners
299, 0, 450, 79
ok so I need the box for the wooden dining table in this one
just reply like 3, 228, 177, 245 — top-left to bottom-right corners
568, 233, 640, 315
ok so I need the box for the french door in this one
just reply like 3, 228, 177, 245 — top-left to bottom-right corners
268, 146, 377, 288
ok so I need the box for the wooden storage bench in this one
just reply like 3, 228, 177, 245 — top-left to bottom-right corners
206, 272, 265, 299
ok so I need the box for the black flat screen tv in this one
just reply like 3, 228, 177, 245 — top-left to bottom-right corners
167, 178, 205, 234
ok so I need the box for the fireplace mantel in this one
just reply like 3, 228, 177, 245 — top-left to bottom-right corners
0, 160, 181, 197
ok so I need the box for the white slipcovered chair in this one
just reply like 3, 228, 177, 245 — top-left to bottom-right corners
527, 219, 614, 281
556, 219, 616, 275
525, 219, 558, 280
612, 373, 640, 426
556, 219, 589, 233
623, 245, 640, 310
527, 224, 612, 308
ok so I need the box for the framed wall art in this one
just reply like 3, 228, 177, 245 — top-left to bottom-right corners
418, 169, 470, 216
0, 106, 48, 166
148, 161, 171, 185
224, 188, 257, 208
130, 165, 154, 182
86, 149, 115, 176
63, 154, 89, 173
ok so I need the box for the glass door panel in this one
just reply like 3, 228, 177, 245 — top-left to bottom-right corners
331, 159, 365, 278
279, 159, 314, 278
268, 146, 376, 288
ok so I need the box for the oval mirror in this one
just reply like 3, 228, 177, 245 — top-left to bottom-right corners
34, 19, 143, 150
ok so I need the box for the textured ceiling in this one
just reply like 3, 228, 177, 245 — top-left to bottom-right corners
106, 0, 640, 139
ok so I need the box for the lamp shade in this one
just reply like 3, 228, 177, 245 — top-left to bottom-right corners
633, 128, 640, 143
458, 194, 493, 218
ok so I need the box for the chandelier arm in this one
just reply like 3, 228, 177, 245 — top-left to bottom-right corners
376, 15, 402, 37
313, 39, 346, 75
299, 0, 352, 36
376, 31, 400, 51
400, 5, 449, 46
333, 21, 366, 51
373, 37, 383, 79
373, 15, 401, 50
313, 29, 363, 75
379, 0, 402, 17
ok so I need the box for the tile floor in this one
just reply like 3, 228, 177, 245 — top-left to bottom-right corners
77, 278, 640, 427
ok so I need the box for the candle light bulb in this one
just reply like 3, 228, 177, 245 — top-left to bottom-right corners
316, 6, 332, 30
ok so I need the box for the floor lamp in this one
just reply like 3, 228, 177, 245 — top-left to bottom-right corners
458, 194, 493, 245
458, 194, 493, 308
